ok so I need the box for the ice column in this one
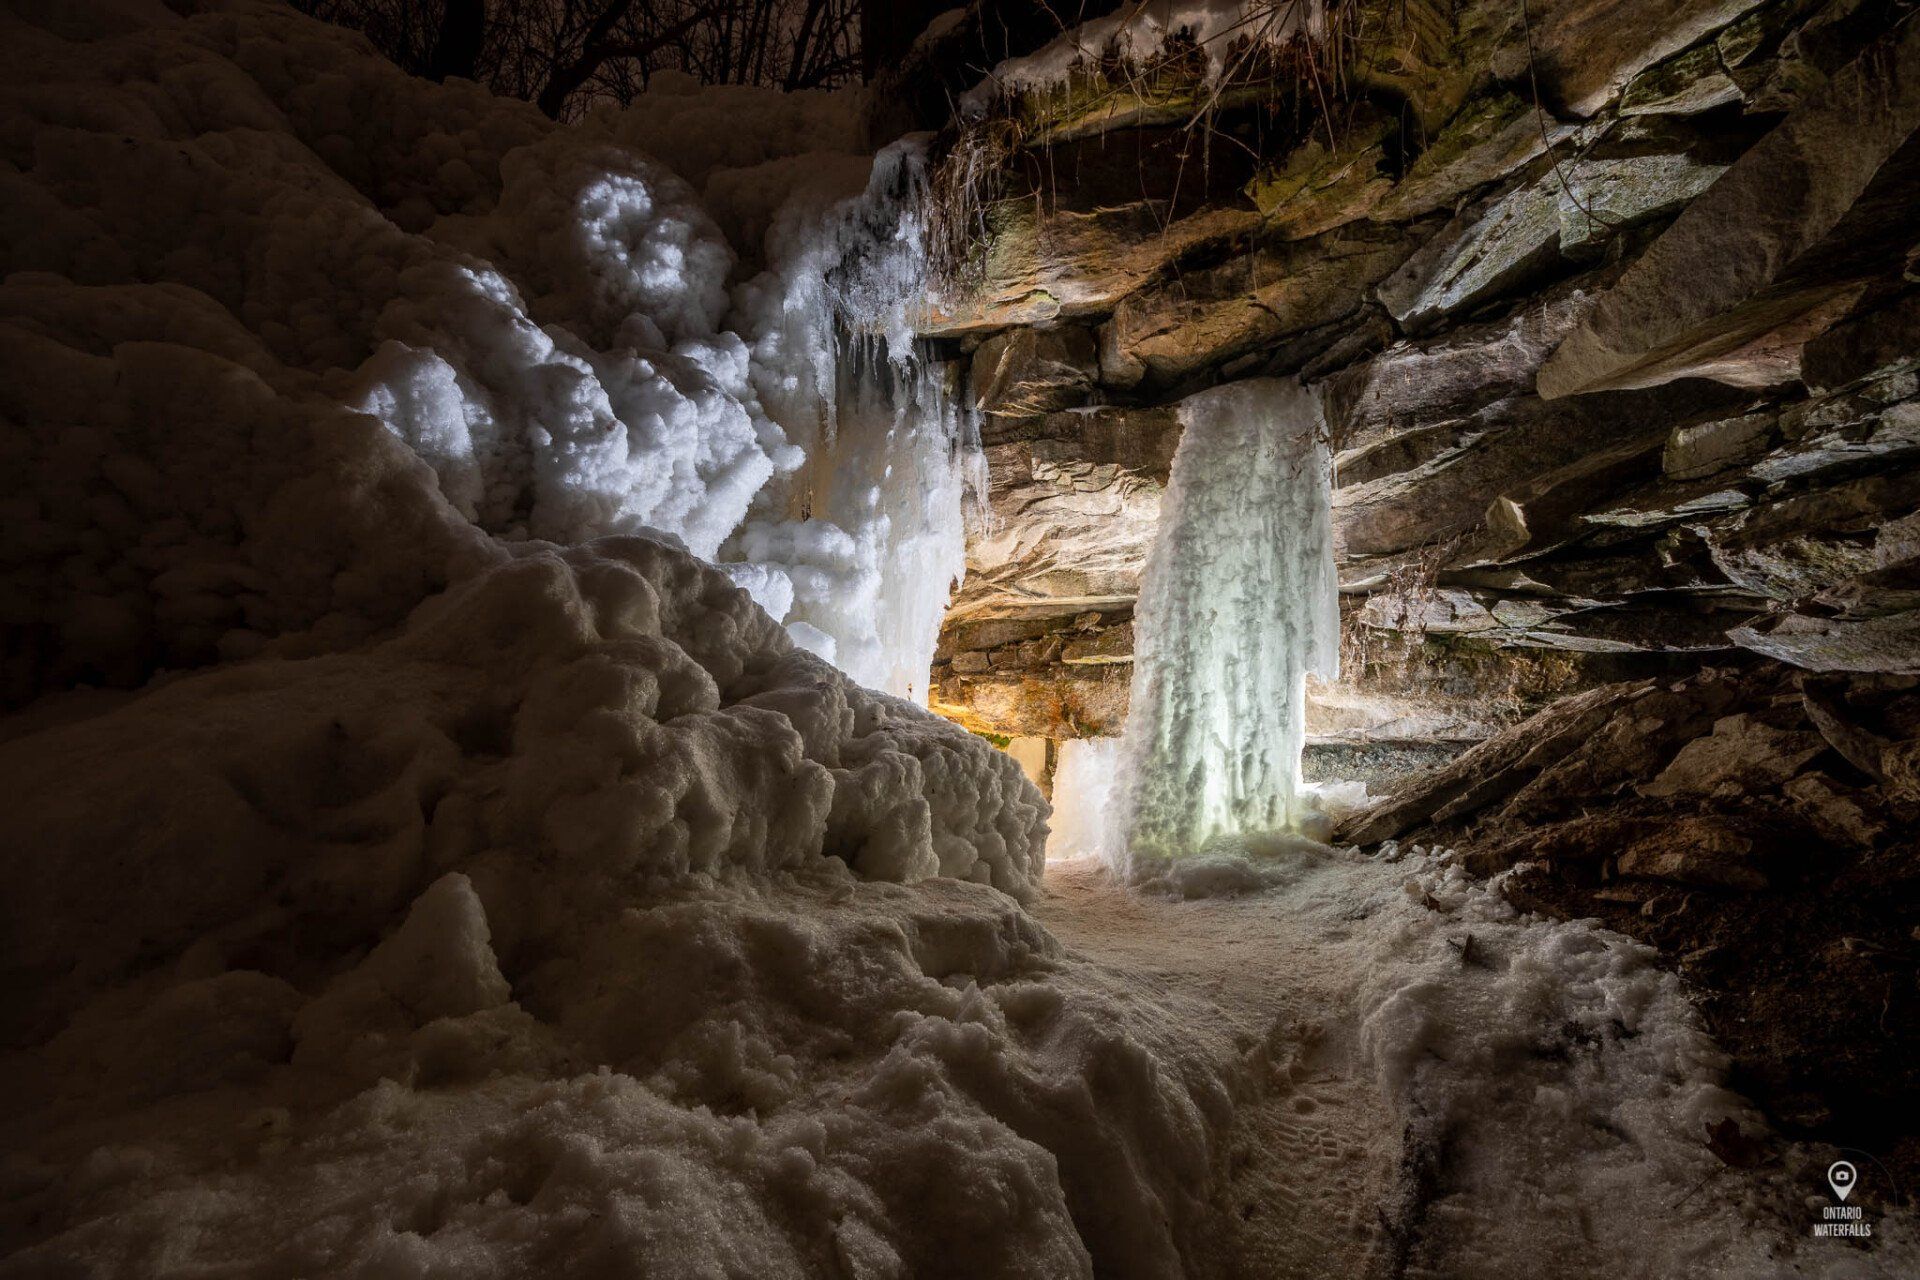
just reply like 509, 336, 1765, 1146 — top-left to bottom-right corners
1118, 378, 1337, 869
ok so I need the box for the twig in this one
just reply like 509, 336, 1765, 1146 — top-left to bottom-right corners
1517, 0, 1615, 235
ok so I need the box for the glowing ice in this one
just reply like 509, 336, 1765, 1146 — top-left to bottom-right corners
1048, 736, 1126, 862
1118, 378, 1338, 870
796, 332, 974, 701
729, 140, 982, 702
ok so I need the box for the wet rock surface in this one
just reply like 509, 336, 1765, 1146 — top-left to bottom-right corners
930, 0, 1920, 742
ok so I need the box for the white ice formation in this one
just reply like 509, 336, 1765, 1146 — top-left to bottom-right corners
726, 140, 985, 700
959, 0, 1329, 116
1046, 735, 1126, 863
1118, 378, 1339, 871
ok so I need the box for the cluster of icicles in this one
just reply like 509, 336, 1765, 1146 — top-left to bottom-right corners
746, 143, 986, 702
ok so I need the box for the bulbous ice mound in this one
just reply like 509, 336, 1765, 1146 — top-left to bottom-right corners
1, 0, 975, 707
2, 535, 1048, 1041
4, 868, 1236, 1280
0, 0, 783, 704
0, 529, 1226, 1280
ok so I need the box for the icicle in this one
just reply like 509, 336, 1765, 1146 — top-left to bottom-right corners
812, 329, 973, 700
1116, 378, 1336, 872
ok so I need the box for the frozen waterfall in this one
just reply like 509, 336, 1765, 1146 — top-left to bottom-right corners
731, 140, 982, 703
802, 331, 977, 701
1118, 378, 1338, 870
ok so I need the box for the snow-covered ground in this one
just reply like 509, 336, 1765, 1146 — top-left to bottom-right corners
1039, 848, 1920, 1279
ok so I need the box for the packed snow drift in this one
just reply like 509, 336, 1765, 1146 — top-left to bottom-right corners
0, 4, 1199, 1275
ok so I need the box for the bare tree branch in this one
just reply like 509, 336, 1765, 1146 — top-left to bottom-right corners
537, 3, 709, 117
297, 0, 872, 116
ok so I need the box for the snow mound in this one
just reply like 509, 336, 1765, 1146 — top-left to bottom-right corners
0, 282, 497, 701
1131, 836, 1337, 899
6, 869, 1241, 1279
2, 536, 1047, 1042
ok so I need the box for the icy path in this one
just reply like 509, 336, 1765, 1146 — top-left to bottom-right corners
1037, 856, 1401, 1278
1035, 849, 1919, 1279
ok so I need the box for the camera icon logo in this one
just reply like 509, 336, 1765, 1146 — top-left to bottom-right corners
1828, 1161, 1858, 1202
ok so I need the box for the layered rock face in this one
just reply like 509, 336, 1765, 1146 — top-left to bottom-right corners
913, 0, 1920, 1170
921, 0, 1920, 763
